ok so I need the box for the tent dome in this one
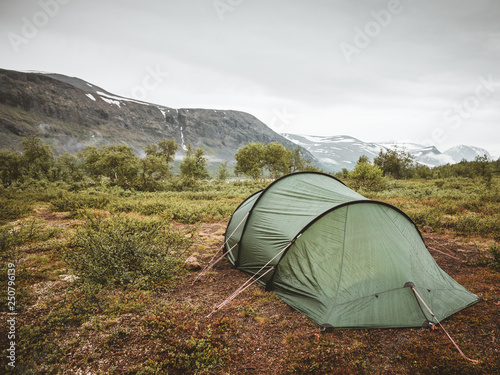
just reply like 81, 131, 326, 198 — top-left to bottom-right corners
225, 172, 479, 329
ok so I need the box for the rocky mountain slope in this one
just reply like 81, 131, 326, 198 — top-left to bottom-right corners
0, 68, 308, 163
282, 134, 491, 172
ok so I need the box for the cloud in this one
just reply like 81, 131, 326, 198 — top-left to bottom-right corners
1, 0, 499, 155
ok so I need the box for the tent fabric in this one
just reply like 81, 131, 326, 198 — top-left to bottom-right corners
224, 172, 479, 329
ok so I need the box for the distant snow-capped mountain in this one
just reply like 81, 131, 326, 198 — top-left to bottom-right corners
281, 134, 491, 172
444, 145, 491, 164
281, 134, 381, 171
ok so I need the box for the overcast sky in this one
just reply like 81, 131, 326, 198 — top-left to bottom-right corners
1, 0, 499, 156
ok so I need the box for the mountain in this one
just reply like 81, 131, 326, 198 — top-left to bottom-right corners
444, 145, 491, 164
0, 68, 313, 164
282, 134, 491, 172
376, 141, 455, 166
281, 134, 382, 171
1, 68, 491, 172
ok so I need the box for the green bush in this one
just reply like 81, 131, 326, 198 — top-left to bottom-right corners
407, 210, 442, 229
140, 314, 232, 374
0, 220, 59, 255
166, 176, 203, 192
170, 337, 229, 374
348, 162, 385, 191
108, 191, 242, 223
64, 213, 191, 289
449, 215, 500, 236
50, 192, 111, 214
0, 195, 33, 223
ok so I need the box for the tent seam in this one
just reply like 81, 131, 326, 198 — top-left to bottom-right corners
331, 205, 349, 308
235, 172, 351, 270
225, 189, 262, 266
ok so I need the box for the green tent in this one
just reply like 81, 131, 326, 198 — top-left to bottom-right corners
224, 172, 479, 329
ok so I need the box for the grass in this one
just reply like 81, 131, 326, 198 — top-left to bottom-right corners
355, 177, 500, 239
0, 177, 499, 374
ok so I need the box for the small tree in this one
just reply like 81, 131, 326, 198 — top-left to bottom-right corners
357, 155, 370, 164
414, 164, 432, 179
156, 138, 178, 165
265, 142, 292, 179
473, 154, 493, 185
349, 162, 384, 191
140, 139, 178, 189
180, 143, 209, 180
339, 168, 349, 180
80, 144, 139, 186
20, 135, 54, 179
80, 146, 102, 180
0, 149, 22, 186
290, 146, 321, 173
217, 161, 230, 182
54, 152, 84, 183
99, 144, 139, 186
290, 146, 305, 172
139, 155, 167, 190
374, 148, 415, 179
234, 142, 266, 180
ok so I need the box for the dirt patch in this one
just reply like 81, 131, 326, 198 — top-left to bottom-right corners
34, 207, 70, 222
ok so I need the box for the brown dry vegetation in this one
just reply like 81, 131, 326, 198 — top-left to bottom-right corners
1, 179, 499, 374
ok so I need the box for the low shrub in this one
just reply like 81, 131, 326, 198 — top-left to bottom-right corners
109, 192, 242, 223
0, 196, 32, 223
489, 243, 500, 271
140, 314, 232, 374
0, 220, 59, 254
50, 192, 111, 214
347, 162, 385, 191
64, 213, 192, 289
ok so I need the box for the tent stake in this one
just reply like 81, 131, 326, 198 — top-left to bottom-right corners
411, 286, 479, 364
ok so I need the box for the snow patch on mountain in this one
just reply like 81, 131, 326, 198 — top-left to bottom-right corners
180, 126, 186, 151
158, 107, 167, 119
100, 96, 121, 108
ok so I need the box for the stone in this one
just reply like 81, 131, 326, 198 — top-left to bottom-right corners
185, 256, 201, 270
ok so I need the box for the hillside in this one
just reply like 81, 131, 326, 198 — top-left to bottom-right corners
0, 68, 309, 163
